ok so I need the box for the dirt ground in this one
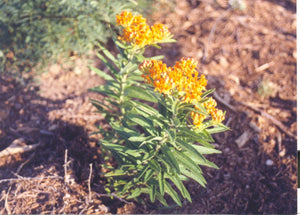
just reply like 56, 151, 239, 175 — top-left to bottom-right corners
0, 0, 297, 214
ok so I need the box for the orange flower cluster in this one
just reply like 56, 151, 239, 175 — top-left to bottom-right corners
139, 60, 172, 95
191, 98, 225, 128
139, 58, 225, 127
116, 11, 171, 48
140, 57, 207, 103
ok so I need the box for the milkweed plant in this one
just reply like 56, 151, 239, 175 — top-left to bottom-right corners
90, 11, 229, 207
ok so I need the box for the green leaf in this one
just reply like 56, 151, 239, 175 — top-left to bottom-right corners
176, 139, 206, 162
165, 181, 182, 207
167, 174, 192, 203
110, 122, 140, 139
197, 139, 215, 148
140, 136, 164, 147
150, 184, 156, 203
201, 88, 215, 98
144, 169, 155, 183
125, 113, 153, 129
183, 106, 208, 116
114, 40, 127, 50
105, 169, 127, 177
130, 100, 159, 116
173, 150, 203, 175
89, 66, 115, 81
90, 98, 117, 113
128, 136, 147, 142
161, 144, 180, 174
125, 86, 157, 103
96, 43, 118, 65
96, 52, 119, 75
177, 128, 213, 147
155, 192, 169, 207
127, 188, 142, 199
201, 129, 215, 142
149, 159, 161, 172
192, 144, 221, 154
205, 123, 230, 134
161, 38, 177, 43
179, 167, 207, 187
89, 85, 118, 99
158, 170, 165, 195
122, 181, 135, 194
127, 74, 144, 82
130, 100, 168, 127
120, 62, 138, 75
136, 165, 150, 181
171, 100, 180, 116
101, 142, 141, 157
165, 129, 176, 146
146, 55, 165, 60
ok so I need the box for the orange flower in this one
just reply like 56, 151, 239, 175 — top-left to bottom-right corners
116, 11, 171, 48
116, 11, 134, 27
203, 97, 217, 113
171, 57, 207, 103
151, 23, 171, 43
140, 58, 207, 103
140, 60, 172, 94
210, 108, 225, 124
191, 111, 206, 128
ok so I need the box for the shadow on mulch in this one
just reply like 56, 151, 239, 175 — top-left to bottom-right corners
0, 73, 113, 214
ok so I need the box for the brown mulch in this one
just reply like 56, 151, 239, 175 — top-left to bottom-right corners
0, 0, 296, 214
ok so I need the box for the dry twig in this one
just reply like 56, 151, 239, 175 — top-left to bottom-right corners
213, 92, 237, 112
88, 163, 93, 202
16, 152, 35, 174
95, 193, 133, 204
63, 149, 69, 184
202, 8, 231, 62
0, 138, 40, 158
0, 175, 63, 184
4, 186, 12, 214
239, 101, 297, 139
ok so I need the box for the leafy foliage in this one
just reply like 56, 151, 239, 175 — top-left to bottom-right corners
91, 11, 229, 206
0, 0, 147, 73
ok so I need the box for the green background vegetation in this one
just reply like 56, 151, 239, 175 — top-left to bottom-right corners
0, 0, 152, 74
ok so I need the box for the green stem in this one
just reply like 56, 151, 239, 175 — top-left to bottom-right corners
119, 73, 128, 116
118, 51, 135, 119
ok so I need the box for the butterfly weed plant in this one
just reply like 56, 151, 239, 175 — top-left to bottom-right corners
90, 11, 229, 206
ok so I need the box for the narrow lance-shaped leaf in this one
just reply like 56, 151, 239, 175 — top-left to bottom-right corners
205, 123, 230, 134
167, 173, 192, 203
165, 181, 182, 207
89, 66, 115, 81
176, 139, 206, 162
160, 144, 180, 174
125, 86, 158, 103
96, 43, 119, 65
192, 144, 221, 154
158, 170, 165, 195
201, 88, 215, 98
150, 184, 156, 203
96, 52, 119, 75
127, 188, 142, 199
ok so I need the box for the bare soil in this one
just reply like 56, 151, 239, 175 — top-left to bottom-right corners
0, 0, 296, 214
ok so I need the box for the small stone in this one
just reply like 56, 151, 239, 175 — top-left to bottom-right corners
279, 148, 286, 157
265, 159, 274, 166
224, 147, 230, 153
48, 124, 58, 131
